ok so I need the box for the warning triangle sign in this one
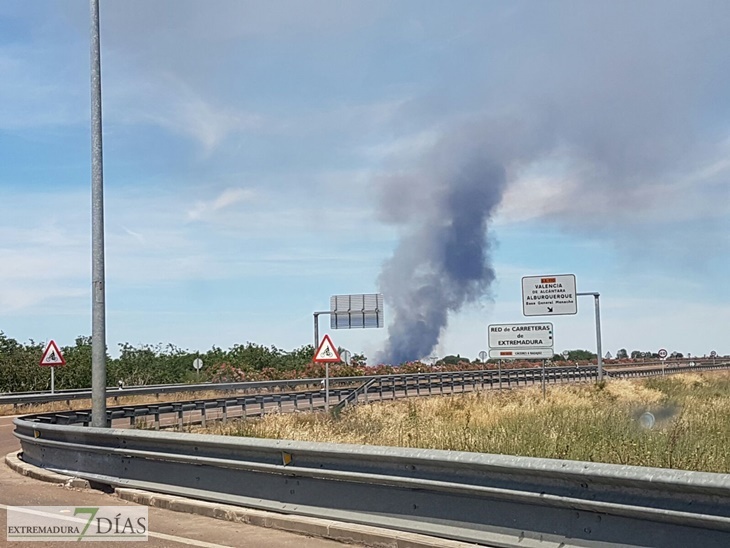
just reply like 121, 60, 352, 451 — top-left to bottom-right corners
40, 340, 66, 367
313, 334, 341, 363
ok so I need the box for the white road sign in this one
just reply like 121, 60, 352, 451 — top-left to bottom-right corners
193, 358, 203, 370
40, 340, 66, 367
313, 334, 341, 363
658, 349, 668, 359
522, 274, 577, 316
489, 348, 554, 360
489, 323, 553, 349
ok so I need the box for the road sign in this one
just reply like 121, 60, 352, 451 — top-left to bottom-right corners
489, 323, 553, 349
478, 350, 488, 362
562, 350, 570, 358
193, 358, 203, 370
313, 334, 341, 363
522, 274, 577, 316
658, 348, 668, 359
40, 340, 66, 367
330, 293, 384, 329
489, 348, 554, 360
710, 350, 717, 358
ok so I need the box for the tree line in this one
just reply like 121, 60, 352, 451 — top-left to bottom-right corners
3, 331, 678, 393
0, 332, 318, 393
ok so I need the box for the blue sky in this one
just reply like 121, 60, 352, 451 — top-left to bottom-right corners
1, 1, 728, 362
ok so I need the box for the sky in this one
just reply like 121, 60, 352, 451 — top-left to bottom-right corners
1, 1, 728, 363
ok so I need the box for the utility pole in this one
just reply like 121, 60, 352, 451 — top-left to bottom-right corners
90, 0, 107, 427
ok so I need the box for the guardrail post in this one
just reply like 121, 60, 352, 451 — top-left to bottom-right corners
172, 403, 183, 430
194, 402, 207, 428
150, 406, 160, 430
222, 401, 228, 424
66, 411, 90, 427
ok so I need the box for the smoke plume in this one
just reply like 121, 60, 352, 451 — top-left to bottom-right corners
375, 119, 548, 364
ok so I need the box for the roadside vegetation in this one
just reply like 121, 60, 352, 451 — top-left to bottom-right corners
201, 372, 730, 473
0, 332, 318, 393
0, 331, 605, 393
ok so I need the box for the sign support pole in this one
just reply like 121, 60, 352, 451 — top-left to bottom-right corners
313, 311, 331, 349
51, 367, 55, 395
577, 292, 603, 382
325, 363, 330, 411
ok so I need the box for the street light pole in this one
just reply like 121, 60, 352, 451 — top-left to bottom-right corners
90, 0, 107, 427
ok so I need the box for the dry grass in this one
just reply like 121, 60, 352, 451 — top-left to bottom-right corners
200, 372, 730, 473
0, 389, 250, 417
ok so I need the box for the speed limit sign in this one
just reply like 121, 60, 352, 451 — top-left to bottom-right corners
658, 349, 668, 359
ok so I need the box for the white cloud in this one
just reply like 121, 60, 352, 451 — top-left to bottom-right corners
186, 187, 257, 221
105, 70, 265, 154
496, 174, 580, 224
359, 129, 440, 163
494, 138, 730, 228
0, 283, 86, 314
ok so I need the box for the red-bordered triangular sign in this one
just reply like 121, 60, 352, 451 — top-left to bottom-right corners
40, 340, 66, 367
313, 334, 341, 363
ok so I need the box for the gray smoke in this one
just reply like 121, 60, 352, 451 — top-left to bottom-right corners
375, 119, 549, 364
373, 3, 730, 364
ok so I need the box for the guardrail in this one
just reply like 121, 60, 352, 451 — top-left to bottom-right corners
0, 378, 335, 407
2, 359, 722, 407
0, 365, 635, 427
7, 363, 728, 424
14, 419, 730, 547
11, 360, 730, 546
